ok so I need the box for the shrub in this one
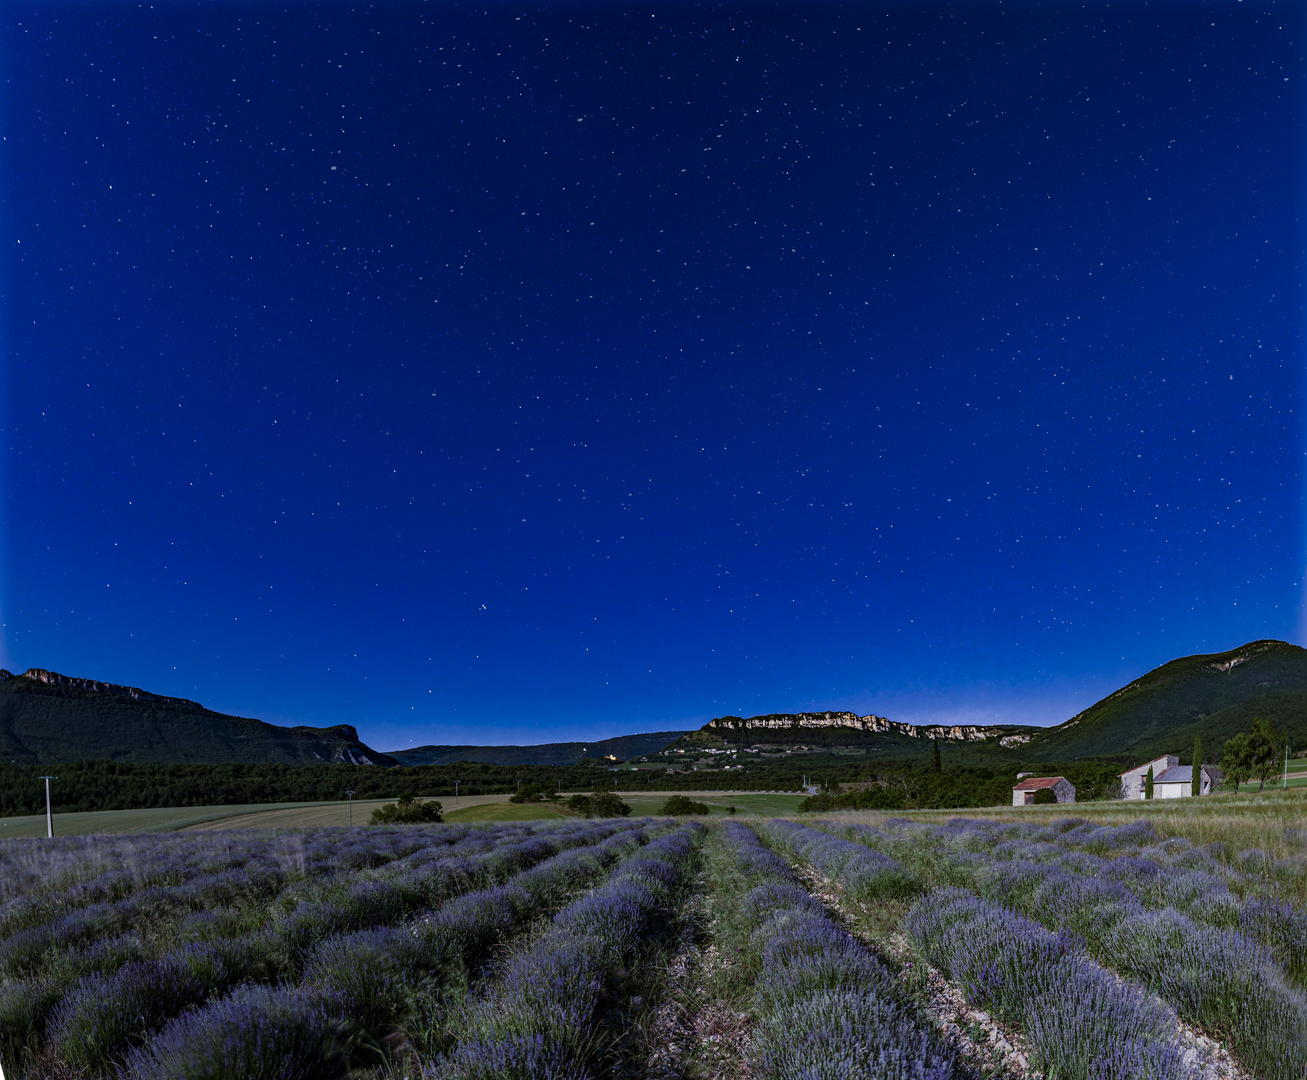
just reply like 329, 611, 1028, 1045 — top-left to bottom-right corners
370, 793, 443, 824
660, 795, 710, 816
1033, 788, 1058, 805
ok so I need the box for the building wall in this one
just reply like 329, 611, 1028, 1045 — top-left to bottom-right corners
1053, 778, 1076, 804
1155, 782, 1190, 800
1120, 755, 1178, 799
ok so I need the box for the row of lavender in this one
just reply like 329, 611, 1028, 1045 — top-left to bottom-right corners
2, 820, 599, 1036
763, 820, 1188, 1080
819, 817, 1307, 1080
709, 820, 956, 1079
0, 824, 526, 943
927, 815, 1307, 986
0, 820, 661, 1078
430, 822, 704, 1079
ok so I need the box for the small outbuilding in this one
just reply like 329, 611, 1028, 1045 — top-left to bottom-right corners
1152, 763, 1224, 799
1012, 776, 1076, 806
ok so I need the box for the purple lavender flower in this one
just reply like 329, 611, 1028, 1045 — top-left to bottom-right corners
120, 983, 352, 1080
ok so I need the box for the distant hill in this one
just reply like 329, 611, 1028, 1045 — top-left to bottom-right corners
658, 640, 1307, 768
1016, 639, 1307, 762
387, 730, 690, 767
0, 669, 399, 766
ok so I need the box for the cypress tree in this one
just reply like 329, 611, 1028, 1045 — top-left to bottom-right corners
931, 737, 942, 773
1192, 735, 1203, 797
1145, 764, 1154, 800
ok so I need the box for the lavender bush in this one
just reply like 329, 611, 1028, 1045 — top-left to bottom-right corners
838, 816, 1307, 1078
120, 984, 352, 1080
905, 888, 1184, 1080
763, 819, 917, 899
712, 822, 955, 1080
432, 825, 702, 1079
0, 819, 647, 1077
48, 954, 223, 1072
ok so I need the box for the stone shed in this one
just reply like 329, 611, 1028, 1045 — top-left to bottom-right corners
1012, 776, 1076, 806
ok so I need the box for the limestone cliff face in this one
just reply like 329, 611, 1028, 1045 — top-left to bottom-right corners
705, 711, 1013, 743
19, 668, 205, 708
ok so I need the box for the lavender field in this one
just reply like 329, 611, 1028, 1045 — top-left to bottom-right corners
0, 813, 1302, 1079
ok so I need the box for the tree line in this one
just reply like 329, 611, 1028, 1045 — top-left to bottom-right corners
0, 758, 820, 816
799, 760, 1125, 812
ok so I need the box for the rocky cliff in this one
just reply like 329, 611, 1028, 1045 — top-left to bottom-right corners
704, 711, 1027, 743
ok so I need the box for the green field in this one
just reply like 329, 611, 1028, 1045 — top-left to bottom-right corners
0, 802, 358, 838
0, 789, 804, 835
443, 802, 570, 822
0, 795, 499, 836
620, 791, 807, 817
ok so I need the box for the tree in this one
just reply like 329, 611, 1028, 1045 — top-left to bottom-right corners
370, 793, 443, 824
1251, 716, 1286, 793
590, 791, 631, 818
1145, 765, 1154, 800
509, 783, 544, 804
660, 795, 710, 815
1192, 735, 1203, 797
931, 738, 942, 774
1032, 788, 1058, 805
1221, 732, 1256, 791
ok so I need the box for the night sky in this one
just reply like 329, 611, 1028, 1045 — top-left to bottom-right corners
2, 3, 1301, 750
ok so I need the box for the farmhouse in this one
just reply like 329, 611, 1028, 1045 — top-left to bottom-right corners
1119, 755, 1176, 800
1012, 776, 1076, 806
1120, 755, 1222, 799
1152, 763, 1224, 799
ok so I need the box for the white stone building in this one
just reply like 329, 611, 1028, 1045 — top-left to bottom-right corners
1119, 755, 1177, 800
1152, 763, 1223, 799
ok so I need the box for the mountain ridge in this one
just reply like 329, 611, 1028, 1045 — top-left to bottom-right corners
387, 730, 691, 767
0, 668, 398, 767
1019, 639, 1307, 760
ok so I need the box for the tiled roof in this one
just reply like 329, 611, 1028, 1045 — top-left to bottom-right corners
1013, 776, 1066, 791
1153, 766, 1193, 784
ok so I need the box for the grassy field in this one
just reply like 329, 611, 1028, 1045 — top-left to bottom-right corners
443, 802, 570, 822
2, 787, 1297, 839
848, 787, 1307, 866
0, 802, 353, 838
0, 789, 804, 835
619, 790, 806, 817
0, 794, 507, 836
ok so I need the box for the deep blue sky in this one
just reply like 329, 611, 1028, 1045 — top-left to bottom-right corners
2, 3, 1301, 750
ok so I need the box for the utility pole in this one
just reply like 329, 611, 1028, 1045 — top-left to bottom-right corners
1285, 746, 1290, 791
454, 780, 460, 805
38, 776, 56, 838
345, 790, 355, 826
